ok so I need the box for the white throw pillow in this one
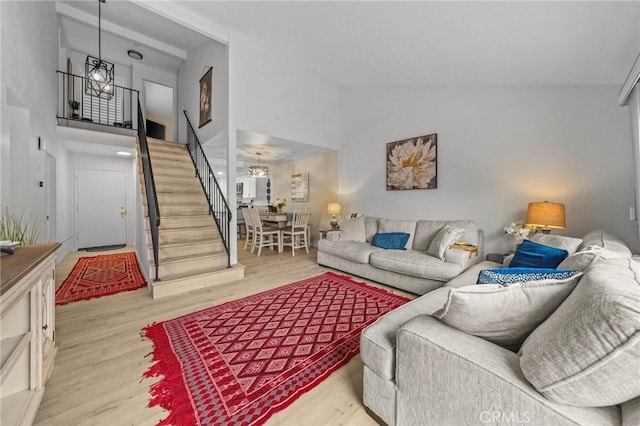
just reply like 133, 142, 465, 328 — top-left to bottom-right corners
520, 258, 640, 407
530, 233, 583, 255
556, 250, 601, 271
338, 216, 366, 242
427, 226, 466, 261
434, 273, 582, 351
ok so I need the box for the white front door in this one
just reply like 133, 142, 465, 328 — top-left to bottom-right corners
76, 168, 127, 249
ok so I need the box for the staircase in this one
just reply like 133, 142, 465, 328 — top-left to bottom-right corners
137, 137, 244, 298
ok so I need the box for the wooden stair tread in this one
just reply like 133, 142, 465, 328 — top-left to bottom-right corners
158, 264, 242, 283
152, 237, 220, 248
161, 214, 212, 219
158, 224, 217, 232
154, 252, 225, 266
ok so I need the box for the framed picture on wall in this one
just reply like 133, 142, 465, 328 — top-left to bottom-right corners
199, 66, 213, 128
386, 133, 437, 190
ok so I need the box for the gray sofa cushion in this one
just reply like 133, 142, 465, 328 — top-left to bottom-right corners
520, 257, 640, 407
370, 250, 463, 281
360, 287, 449, 380
364, 217, 380, 242
338, 216, 366, 242
413, 220, 478, 251
317, 240, 383, 264
378, 218, 417, 249
579, 229, 632, 258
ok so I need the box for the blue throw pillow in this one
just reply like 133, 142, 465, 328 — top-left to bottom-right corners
477, 268, 580, 286
509, 239, 568, 269
371, 232, 410, 250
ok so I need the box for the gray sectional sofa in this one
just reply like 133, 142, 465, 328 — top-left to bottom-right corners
361, 230, 640, 425
317, 217, 483, 295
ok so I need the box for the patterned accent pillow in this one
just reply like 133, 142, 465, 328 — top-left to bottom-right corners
371, 232, 410, 250
478, 268, 580, 286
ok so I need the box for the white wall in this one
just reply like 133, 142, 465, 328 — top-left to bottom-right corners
55, 146, 73, 260
230, 35, 341, 151
178, 39, 228, 144
1, 1, 61, 244
133, 63, 178, 140
340, 85, 638, 254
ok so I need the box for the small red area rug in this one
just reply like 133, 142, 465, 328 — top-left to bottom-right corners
55, 252, 146, 305
143, 271, 409, 426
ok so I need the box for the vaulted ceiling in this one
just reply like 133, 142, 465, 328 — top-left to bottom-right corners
57, 1, 640, 172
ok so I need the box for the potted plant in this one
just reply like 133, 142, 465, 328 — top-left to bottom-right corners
275, 198, 287, 214
68, 100, 80, 119
0, 206, 39, 246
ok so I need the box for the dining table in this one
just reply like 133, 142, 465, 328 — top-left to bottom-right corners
259, 213, 290, 229
259, 212, 312, 246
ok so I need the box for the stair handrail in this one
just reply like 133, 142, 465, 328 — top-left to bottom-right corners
183, 111, 232, 268
138, 102, 161, 280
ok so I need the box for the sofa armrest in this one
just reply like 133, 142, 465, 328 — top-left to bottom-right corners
326, 231, 341, 241
395, 316, 620, 426
444, 229, 484, 269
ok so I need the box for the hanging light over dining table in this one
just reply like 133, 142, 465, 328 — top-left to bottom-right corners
248, 152, 269, 177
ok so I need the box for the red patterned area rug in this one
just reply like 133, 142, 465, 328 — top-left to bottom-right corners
143, 271, 409, 426
55, 252, 146, 305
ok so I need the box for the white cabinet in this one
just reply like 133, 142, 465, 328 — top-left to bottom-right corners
1, 243, 59, 426
237, 176, 257, 199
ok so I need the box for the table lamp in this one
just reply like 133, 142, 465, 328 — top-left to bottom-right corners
525, 201, 566, 234
327, 202, 342, 231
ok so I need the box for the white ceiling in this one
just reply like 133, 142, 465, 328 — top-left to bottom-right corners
58, 1, 210, 74
203, 129, 334, 176
60, 1, 640, 87
175, 1, 640, 86
57, 1, 640, 170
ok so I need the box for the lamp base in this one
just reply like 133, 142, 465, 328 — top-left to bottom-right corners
330, 217, 339, 231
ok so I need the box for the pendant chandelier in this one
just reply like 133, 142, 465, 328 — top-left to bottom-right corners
85, 0, 114, 99
248, 152, 269, 177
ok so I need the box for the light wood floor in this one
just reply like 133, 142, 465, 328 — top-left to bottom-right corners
34, 242, 411, 425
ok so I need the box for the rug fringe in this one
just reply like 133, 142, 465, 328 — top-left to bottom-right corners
142, 323, 197, 426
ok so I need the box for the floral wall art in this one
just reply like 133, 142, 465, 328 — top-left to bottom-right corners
386, 133, 437, 190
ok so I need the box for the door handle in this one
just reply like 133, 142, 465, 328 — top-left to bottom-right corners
120, 207, 127, 217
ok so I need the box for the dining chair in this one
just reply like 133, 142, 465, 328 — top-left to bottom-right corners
281, 211, 310, 256
241, 208, 255, 251
248, 208, 282, 256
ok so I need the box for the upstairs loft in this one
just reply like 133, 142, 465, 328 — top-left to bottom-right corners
56, 70, 139, 138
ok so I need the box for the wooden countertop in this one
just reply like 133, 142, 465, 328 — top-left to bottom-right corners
1, 243, 61, 295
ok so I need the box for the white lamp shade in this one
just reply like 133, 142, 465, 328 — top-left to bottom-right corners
327, 202, 342, 215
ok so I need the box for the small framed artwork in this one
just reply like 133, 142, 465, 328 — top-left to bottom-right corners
291, 173, 309, 201
386, 133, 437, 190
199, 66, 213, 128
